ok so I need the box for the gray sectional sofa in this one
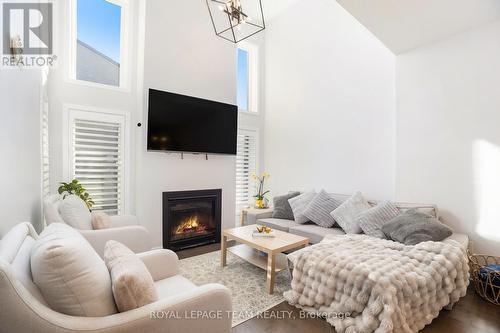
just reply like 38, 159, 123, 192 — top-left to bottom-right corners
244, 193, 469, 248
247, 215, 345, 244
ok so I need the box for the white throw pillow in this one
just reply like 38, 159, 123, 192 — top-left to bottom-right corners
91, 211, 112, 230
288, 191, 316, 224
356, 201, 400, 239
104, 240, 159, 312
302, 190, 342, 228
331, 191, 371, 234
58, 195, 92, 230
31, 223, 117, 317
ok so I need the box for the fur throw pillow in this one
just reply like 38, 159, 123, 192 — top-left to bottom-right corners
382, 209, 453, 245
272, 192, 301, 220
104, 240, 158, 312
91, 211, 112, 230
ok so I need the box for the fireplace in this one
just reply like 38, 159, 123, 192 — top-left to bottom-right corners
163, 189, 221, 251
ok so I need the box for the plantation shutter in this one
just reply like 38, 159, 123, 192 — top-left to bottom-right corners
236, 128, 258, 210
69, 109, 126, 215
41, 101, 50, 199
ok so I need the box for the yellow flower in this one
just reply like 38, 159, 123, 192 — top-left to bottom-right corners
262, 172, 270, 178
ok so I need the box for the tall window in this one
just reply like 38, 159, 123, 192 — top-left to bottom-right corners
237, 42, 258, 112
70, 0, 128, 88
237, 48, 249, 111
67, 107, 129, 215
236, 128, 258, 211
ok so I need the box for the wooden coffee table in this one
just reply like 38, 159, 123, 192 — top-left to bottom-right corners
221, 224, 309, 294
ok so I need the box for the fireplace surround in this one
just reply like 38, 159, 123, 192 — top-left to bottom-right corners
162, 189, 221, 251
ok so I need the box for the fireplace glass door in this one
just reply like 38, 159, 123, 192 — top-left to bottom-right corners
163, 189, 221, 251
170, 200, 216, 242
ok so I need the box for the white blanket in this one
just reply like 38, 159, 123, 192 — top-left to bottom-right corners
284, 235, 469, 333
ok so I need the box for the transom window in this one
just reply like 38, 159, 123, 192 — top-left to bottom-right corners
70, 0, 128, 88
237, 48, 249, 110
237, 42, 258, 112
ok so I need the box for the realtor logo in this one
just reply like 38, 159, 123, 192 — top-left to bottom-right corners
2, 2, 53, 55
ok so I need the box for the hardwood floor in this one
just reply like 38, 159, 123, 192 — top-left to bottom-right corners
177, 243, 500, 333
176, 242, 231, 260
232, 288, 500, 333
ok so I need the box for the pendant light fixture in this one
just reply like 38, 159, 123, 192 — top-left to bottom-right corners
206, 0, 265, 43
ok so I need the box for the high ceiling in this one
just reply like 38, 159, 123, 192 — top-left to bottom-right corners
262, 0, 303, 22
263, 0, 500, 54
335, 0, 500, 54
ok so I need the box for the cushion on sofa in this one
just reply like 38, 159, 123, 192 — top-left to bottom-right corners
331, 191, 371, 234
58, 195, 92, 230
395, 203, 438, 218
288, 191, 316, 224
272, 192, 301, 220
381, 209, 453, 245
31, 223, 117, 317
0, 223, 48, 305
91, 211, 112, 230
155, 275, 197, 299
258, 218, 299, 232
444, 233, 469, 249
356, 201, 400, 239
289, 224, 345, 244
302, 190, 341, 228
104, 240, 158, 312
0, 222, 34, 263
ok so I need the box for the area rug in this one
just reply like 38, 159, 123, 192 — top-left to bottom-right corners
179, 250, 291, 326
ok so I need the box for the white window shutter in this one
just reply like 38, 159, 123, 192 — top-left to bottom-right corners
236, 128, 258, 210
69, 109, 126, 215
41, 101, 50, 199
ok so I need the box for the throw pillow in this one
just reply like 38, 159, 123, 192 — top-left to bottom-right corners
331, 191, 371, 234
302, 190, 342, 228
356, 201, 400, 238
31, 223, 117, 317
381, 209, 453, 245
58, 195, 92, 230
104, 240, 159, 312
91, 211, 112, 230
288, 191, 316, 224
272, 191, 301, 220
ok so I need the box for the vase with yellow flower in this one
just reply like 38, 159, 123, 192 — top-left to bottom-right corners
252, 172, 270, 209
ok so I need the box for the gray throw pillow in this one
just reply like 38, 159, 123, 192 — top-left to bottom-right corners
302, 190, 342, 228
272, 192, 301, 220
331, 191, 371, 234
381, 209, 453, 245
356, 201, 400, 238
288, 191, 316, 224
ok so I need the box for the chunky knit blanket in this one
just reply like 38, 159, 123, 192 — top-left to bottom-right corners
284, 235, 469, 333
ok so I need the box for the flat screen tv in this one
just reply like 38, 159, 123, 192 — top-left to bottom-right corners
147, 89, 238, 155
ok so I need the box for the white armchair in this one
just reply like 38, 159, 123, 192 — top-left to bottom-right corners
44, 194, 151, 257
0, 223, 233, 333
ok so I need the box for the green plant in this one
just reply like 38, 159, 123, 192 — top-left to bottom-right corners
58, 179, 95, 211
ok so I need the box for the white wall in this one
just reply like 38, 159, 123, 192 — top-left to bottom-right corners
264, 0, 396, 200
137, 0, 265, 247
336, 0, 500, 54
0, 69, 43, 234
396, 20, 500, 254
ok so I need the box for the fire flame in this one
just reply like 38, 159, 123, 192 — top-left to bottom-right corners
174, 215, 207, 235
